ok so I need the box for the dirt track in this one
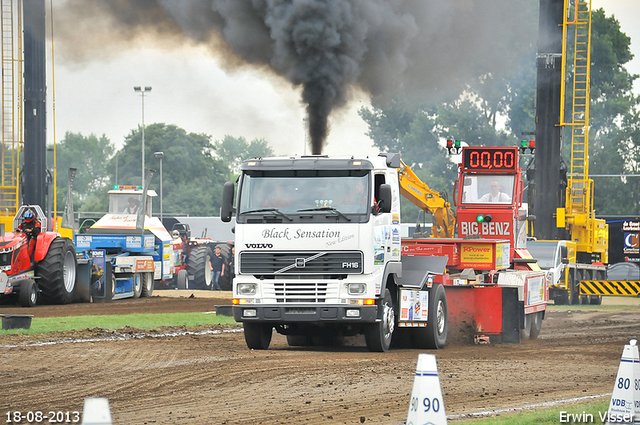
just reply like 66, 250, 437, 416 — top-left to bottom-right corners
1, 292, 639, 425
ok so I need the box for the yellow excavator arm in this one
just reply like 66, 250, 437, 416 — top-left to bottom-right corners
397, 160, 456, 238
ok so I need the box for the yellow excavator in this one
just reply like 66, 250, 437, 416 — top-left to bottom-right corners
397, 159, 456, 238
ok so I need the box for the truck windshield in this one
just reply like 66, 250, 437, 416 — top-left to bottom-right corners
237, 173, 370, 222
461, 174, 515, 204
526, 241, 558, 269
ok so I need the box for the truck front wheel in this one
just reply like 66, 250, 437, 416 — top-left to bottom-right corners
244, 322, 273, 350
365, 290, 395, 352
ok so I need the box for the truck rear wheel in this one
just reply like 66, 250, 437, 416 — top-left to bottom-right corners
415, 283, 447, 349
365, 290, 395, 352
244, 322, 272, 350
36, 237, 77, 304
19, 279, 38, 307
186, 245, 213, 290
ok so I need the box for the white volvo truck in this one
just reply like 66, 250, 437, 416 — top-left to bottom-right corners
222, 154, 442, 352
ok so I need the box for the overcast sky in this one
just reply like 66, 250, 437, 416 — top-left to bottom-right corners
45, 1, 640, 160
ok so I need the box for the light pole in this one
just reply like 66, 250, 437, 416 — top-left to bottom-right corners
134, 86, 152, 186
154, 151, 164, 222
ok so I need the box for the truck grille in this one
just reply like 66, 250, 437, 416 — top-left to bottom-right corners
263, 282, 339, 303
240, 251, 363, 275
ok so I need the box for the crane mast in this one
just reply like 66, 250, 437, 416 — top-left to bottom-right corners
531, 0, 607, 263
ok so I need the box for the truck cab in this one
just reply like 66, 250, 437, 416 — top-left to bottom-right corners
222, 154, 407, 352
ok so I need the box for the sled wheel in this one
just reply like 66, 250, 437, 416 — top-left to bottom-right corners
244, 322, 273, 350
36, 237, 77, 304
141, 272, 154, 297
176, 269, 188, 290
521, 313, 532, 340
132, 273, 143, 299
365, 290, 395, 352
529, 311, 543, 340
19, 279, 38, 307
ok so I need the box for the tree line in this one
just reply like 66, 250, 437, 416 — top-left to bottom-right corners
49, 128, 273, 217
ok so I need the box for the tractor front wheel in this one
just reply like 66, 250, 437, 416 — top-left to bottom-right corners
36, 237, 77, 304
19, 279, 38, 307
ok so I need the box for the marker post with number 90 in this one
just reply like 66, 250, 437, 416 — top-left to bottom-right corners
406, 353, 448, 425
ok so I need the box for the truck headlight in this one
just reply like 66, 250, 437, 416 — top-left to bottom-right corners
347, 282, 366, 295
237, 283, 256, 295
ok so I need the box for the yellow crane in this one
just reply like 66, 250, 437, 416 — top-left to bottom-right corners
558, 0, 608, 263
397, 159, 456, 238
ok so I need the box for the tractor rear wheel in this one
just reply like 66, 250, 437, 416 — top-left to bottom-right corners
36, 237, 77, 304
186, 245, 213, 290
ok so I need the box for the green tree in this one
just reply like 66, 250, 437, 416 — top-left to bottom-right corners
587, 9, 640, 215
213, 135, 274, 175
111, 123, 230, 216
48, 132, 114, 212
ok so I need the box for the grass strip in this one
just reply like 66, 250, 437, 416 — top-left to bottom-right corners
0, 312, 239, 336
453, 400, 611, 424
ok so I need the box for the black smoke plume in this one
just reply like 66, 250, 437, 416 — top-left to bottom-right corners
55, 0, 535, 154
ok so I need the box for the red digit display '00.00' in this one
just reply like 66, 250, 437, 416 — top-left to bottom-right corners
462, 148, 517, 171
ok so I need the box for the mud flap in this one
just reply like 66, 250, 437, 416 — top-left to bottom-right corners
398, 255, 448, 287
92, 261, 114, 303
501, 287, 520, 343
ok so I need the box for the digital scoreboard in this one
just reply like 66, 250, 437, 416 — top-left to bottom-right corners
462, 147, 518, 172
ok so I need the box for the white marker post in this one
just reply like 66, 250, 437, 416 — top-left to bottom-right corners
81, 397, 113, 425
406, 353, 447, 425
606, 339, 640, 425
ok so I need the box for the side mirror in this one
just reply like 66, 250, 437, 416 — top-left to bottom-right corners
377, 184, 392, 214
221, 182, 235, 222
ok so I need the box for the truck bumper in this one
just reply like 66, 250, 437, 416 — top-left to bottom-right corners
233, 304, 378, 323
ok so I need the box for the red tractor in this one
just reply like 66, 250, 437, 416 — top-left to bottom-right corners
0, 205, 77, 307
170, 223, 233, 290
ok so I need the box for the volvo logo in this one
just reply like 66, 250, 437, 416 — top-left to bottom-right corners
295, 258, 305, 268
245, 243, 273, 249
